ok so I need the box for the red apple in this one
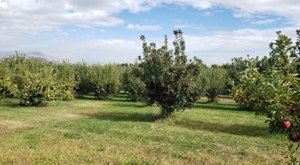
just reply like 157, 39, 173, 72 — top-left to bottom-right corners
289, 132, 300, 142
285, 107, 296, 115
280, 120, 291, 129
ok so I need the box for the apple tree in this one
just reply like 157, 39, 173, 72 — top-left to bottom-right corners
5, 54, 57, 106
139, 30, 205, 118
0, 60, 17, 98
233, 30, 300, 162
54, 61, 76, 101
90, 64, 121, 100
231, 62, 266, 111
205, 66, 226, 103
121, 64, 146, 101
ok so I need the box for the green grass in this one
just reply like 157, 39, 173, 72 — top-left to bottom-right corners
0, 94, 295, 164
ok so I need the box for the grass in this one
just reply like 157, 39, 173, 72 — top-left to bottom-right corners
0, 94, 296, 164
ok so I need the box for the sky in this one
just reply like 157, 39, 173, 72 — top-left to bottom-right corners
0, 0, 299, 65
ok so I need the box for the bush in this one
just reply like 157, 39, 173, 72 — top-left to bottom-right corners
139, 30, 205, 118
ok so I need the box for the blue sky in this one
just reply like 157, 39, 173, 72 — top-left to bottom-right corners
0, 0, 299, 65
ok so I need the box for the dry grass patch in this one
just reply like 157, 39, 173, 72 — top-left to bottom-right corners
0, 120, 27, 129
0, 120, 29, 134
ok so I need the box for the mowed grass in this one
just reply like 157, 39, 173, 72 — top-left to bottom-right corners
0, 94, 295, 164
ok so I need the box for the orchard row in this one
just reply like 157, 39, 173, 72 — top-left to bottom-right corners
0, 33, 234, 112
0, 52, 227, 108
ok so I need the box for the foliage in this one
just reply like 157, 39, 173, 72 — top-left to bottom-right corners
54, 61, 76, 101
263, 30, 300, 163
139, 30, 205, 118
222, 56, 262, 94
0, 61, 17, 98
231, 64, 266, 111
17, 65, 55, 106
0, 53, 78, 106
232, 30, 300, 162
1, 54, 122, 104
74, 63, 122, 99
74, 62, 94, 95
90, 64, 121, 100
3, 54, 57, 106
121, 64, 146, 101
205, 66, 226, 103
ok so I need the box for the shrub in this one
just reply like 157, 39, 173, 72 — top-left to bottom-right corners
139, 30, 204, 118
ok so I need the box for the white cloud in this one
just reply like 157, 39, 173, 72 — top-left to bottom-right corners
0, 0, 300, 37
0, 0, 124, 36
184, 27, 297, 65
1, 27, 298, 65
127, 24, 161, 31
1, 0, 300, 65
150, 1, 300, 25
250, 18, 281, 25
62, 38, 142, 64
217, 0, 300, 24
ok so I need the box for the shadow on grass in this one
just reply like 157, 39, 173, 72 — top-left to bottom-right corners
193, 102, 247, 112
76, 93, 130, 103
77, 94, 150, 109
173, 119, 270, 137
82, 110, 270, 137
103, 94, 135, 103
81, 111, 160, 122
75, 95, 97, 101
0, 104, 21, 109
0, 99, 22, 108
110, 102, 149, 109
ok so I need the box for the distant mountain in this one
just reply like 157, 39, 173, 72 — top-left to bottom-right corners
0, 51, 60, 61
